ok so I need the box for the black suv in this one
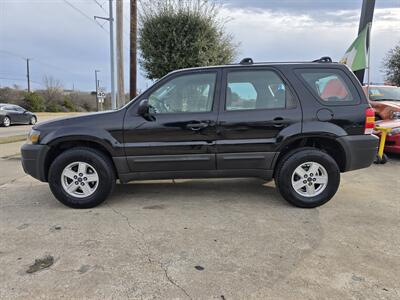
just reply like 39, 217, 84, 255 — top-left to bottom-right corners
21, 58, 378, 208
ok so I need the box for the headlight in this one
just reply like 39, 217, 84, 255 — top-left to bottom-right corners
27, 129, 40, 144
391, 111, 400, 119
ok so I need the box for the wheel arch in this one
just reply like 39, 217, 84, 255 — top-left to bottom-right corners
273, 134, 347, 175
44, 138, 118, 181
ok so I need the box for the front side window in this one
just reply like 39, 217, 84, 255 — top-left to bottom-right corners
297, 69, 357, 104
148, 72, 216, 114
225, 70, 295, 111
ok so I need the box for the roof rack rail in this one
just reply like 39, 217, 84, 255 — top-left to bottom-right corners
313, 56, 332, 63
240, 57, 254, 65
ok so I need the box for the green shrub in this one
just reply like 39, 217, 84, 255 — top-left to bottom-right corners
23, 92, 45, 112
45, 102, 64, 112
62, 97, 76, 112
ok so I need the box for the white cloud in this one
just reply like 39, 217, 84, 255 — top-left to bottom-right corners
221, 7, 400, 83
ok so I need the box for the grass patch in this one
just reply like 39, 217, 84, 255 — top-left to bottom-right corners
0, 134, 26, 144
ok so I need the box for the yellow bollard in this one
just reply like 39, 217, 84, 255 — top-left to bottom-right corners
374, 126, 392, 164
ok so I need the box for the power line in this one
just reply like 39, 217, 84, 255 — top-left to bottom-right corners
0, 49, 26, 60
63, 0, 109, 34
93, 0, 108, 14
0, 77, 42, 85
1, 49, 82, 79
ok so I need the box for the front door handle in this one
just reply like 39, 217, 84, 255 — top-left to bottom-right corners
273, 117, 285, 128
186, 122, 209, 131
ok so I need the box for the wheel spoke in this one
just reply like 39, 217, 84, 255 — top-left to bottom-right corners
294, 166, 306, 177
66, 183, 78, 194
85, 173, 99, 182
63, 169, 77, 180
78, 163, 87, 175
293, 180, 306, 191
80, 184, 92, 196
306, 184, 316, 195
308, 162, 319, 175
314, 176, 328, 184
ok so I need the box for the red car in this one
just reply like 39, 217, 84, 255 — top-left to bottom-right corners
375, 120, 400, 154
362, 85, 400, 120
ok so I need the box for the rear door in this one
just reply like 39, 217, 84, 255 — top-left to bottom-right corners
216, 67, 302, 170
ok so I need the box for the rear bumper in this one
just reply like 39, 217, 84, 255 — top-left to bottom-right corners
337, 135, 379, 172
21, 143, 50, 182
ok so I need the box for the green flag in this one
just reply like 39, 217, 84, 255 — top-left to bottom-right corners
340, 23, 371, 71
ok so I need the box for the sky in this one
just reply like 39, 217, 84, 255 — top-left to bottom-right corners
0, 0, 399, 93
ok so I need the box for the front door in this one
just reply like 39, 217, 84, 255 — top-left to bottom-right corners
216, 67, 302, 170
124, 70, 220, 173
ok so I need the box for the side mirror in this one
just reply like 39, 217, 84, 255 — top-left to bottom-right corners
137, 99, 156, 121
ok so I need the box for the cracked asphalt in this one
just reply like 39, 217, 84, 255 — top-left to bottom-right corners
0, 152, 399, 299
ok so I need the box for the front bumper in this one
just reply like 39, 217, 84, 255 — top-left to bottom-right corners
384, 133, 400, 154
21, 143, 50, 182
337, 135, 379, 172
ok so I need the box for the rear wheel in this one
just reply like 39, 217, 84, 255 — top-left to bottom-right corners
3, 116, 11, 127
275, 148, 340, 208
48, 147, 116, 208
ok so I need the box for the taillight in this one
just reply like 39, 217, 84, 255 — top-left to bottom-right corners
365, 107, 375, 134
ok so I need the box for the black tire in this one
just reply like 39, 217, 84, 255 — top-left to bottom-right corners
2, 116, 11, 127
275, 147, 340, 208
48, 147, 116, 208
30, 116, 37, 125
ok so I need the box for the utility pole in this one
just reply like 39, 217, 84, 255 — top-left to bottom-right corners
26, 58, 31, 93
95, 70, 100, 111
116, 0, 125, 107
130, 0, 137, 100
95, 0, 116, 110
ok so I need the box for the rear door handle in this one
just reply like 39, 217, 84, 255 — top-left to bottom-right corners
273, 117, 285, 128
186, 122, 209, 131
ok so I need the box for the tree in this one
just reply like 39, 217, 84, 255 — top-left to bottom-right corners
383, 43, 400, 86
139, 0, 237, 80
23, 92, 45, 112
42, 75, 63, 103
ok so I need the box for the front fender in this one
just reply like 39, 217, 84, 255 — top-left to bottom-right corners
40, 127, 124, 156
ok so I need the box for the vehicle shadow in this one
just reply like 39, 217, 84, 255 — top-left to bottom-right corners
109, 178, 289, 208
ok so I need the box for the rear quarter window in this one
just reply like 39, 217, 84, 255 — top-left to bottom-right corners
295, 68, 360, 106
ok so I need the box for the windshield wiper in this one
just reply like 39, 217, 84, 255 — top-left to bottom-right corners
372, 98, 400, 102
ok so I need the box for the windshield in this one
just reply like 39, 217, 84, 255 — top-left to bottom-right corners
369, 86, 400, 101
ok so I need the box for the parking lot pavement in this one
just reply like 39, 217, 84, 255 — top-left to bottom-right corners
0, 156, 399, 299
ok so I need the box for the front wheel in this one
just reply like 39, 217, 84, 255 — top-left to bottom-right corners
275, 148, 340, 208
48, 147, 116, 208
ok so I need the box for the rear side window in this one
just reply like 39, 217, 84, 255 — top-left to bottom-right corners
296, 69, 359, 105
225, 70, 296, 111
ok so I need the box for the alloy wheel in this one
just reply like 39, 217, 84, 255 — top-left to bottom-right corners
61, 161, 99, 198
291, 161, 328, 197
